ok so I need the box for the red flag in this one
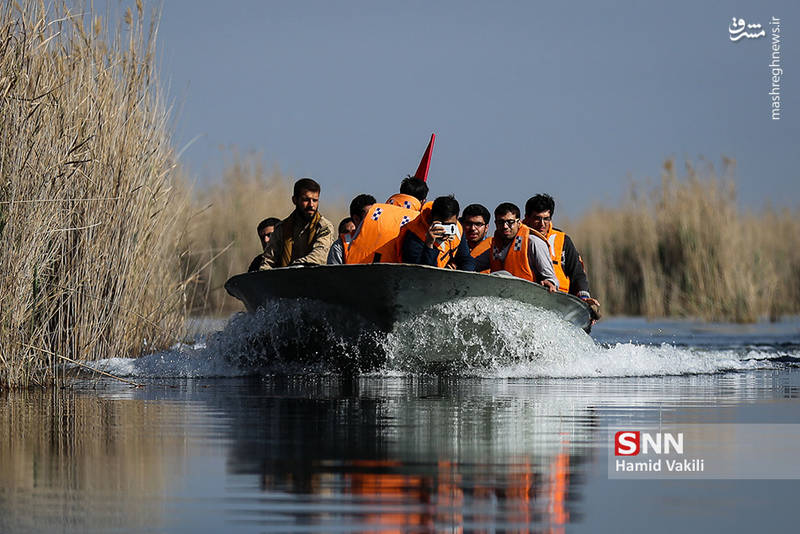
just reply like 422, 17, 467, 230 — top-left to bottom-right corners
413, 133, 435, 182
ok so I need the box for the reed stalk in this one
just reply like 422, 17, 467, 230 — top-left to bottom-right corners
0, 1, 190, 388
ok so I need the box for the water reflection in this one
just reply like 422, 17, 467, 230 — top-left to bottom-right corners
0, 388, 186, 533
1, 371, 797, 533
215, 378, 595, 532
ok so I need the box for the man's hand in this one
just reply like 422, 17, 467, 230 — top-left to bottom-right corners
583, 297, 601, 308
425, 223, 450, 248
542, 280, 556, 293
581, 297, 602, 325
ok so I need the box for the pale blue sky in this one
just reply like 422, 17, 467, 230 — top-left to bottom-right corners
155, 0, 798, 217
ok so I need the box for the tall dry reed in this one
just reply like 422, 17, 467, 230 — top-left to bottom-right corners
569, 158, 799, 321
0, 1, 190, 388
184, 154, 347, 313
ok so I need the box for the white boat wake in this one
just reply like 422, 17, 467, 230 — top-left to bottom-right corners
87, 298, 791, 379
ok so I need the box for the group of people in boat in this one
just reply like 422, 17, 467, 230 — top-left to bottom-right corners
248, 176, 601, 317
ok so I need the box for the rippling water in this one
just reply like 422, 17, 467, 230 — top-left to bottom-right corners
1, 303, 799, 533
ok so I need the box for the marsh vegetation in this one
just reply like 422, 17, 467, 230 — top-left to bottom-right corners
569, 158, 800, 322
0, 1, 188, 388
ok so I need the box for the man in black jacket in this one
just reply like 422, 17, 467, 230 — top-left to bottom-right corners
523, 194, 601, 320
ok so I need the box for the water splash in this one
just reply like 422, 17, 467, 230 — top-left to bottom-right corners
378, 298, 780, 377
87, 297, 793, 379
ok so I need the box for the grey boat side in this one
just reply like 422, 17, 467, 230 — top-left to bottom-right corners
224, 263, 592, 332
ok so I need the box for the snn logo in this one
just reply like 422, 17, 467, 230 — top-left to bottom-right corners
615, 431, 684, 456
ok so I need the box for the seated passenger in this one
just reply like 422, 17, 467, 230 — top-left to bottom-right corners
258, 178, 335, 269
523, 193, 601, 321
460, 203, 491, 273
386, 176, 428, 212
400, 195, 476, 271
327, 194, 376, 265
338, 217, 356, 235
248, 217, 280, 272
476, 202, 558, 291
523, 194, 594, 298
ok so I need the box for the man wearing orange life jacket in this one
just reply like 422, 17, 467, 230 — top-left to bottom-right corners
524, 194, 601, 324
385, 176, 428, 212
474, 202, 558, 291
523, 194, 600, 300
342, 177, 428, 265
460, 204, 492, 273
327, 194, 376, 265
343, 202, 418, 264
400, 195, 476, 271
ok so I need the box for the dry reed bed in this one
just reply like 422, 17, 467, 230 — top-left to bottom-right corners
0, 1, 189, 388
569, 158, 800, 321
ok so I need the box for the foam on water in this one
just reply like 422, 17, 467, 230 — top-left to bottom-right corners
87, 297, 794, 379
379, 298, 778, 377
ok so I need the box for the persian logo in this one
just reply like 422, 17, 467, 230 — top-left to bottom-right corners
729, 17, 765, 41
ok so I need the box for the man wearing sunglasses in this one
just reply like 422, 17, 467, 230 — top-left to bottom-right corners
476, 202, 557, 291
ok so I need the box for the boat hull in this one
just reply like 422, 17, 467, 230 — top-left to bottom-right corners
225, 264, 591, 332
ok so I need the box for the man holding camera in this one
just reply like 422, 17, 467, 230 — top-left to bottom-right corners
400, 195, 476, 271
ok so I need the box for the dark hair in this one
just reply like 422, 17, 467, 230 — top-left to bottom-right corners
431, 195, 460, 221
349, 194, 376, 218
257, 217, 281, 233
293, 178, 321, 197
494, 202, 520, 219
461, 203, 490, 224
525, 194, 555, 217
337, 217, 354, 234
399, 176, 429, 202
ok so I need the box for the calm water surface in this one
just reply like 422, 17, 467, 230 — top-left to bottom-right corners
2, 315, 799, 533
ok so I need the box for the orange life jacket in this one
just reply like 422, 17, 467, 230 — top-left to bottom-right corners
344, 203, 418, 264
490, 224, 533, 281
399, 205, 463, 268
340, 232, 353, 263
545, 228, 570, 293
469, 237, 491, 273
385, 193, 422, 212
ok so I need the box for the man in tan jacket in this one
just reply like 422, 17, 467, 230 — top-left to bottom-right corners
259, 178, 335, 269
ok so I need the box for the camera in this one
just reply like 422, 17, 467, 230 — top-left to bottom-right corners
432, 223, 457, 236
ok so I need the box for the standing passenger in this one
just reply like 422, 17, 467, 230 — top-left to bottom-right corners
386, 176, 428, 212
